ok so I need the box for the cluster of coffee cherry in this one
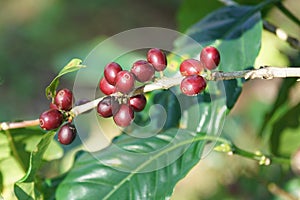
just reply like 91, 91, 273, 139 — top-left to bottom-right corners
96, 46, 220, 127
38, 46, 220, 144
39, 88, 77, 145
97, 48, 167, 127
179, 46, 220, 96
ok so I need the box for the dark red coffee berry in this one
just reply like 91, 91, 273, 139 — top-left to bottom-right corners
115, 70, 135, 94
54, 88, 73, 111
180, 75, 207, 96
104, 62, 122, 85
49, 102, 59, 110
39, 109, 64, 130
113, 104, 134, 127
129, 94, 147, 112
200, 46, 220, 70
131, 60, 155, 82
99, 77, 116, 95
179, 59, 204, 76
57, 123, 76, 145
97, 96, 119, 118
147, 48, 167, 71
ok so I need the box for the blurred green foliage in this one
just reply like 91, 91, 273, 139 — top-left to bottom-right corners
0, 0, 180, 120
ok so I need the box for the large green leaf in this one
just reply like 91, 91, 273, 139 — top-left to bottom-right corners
56, 129, 208, 200
45, 58, 85, 98
1, 128, 63, 171
14, 131, 56, 200
56, 5, 262, 200
0, 127, 62, 198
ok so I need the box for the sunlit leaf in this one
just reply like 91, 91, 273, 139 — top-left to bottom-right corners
45, 58, 85, 98
14, 132, 56, 199
56, 129, 207, 200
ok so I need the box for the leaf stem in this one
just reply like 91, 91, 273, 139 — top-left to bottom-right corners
209, 136, 290, 165
231, 144, 290, 165
275, 2, 300, 27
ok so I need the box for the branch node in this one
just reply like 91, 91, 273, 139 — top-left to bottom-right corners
0, 122, 9, 131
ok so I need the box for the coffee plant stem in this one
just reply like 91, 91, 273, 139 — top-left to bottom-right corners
263, 21, 300, 50
275, 1, 300, 27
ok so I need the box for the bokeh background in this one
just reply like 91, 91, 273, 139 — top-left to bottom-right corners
0, 0, 300, 199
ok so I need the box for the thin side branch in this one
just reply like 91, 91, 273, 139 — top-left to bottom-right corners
220, 0, 300, 50
275, 2, 300, 27
0, 119, 40, 131
263, 21, 300, 50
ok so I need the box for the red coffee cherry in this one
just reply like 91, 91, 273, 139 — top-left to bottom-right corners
39, 109, 64, 130
147, 48, 167, 71
129, 94, 147, 112
104, 62, 122, 85
131, 60, 155, 82
54, 88, 73, 111
99, 77, 116, 95
57, 123, 76, 145
113, 104, 134, 127
200, 46, 220, 70
180, 75, 206, 96
97, 96, 119, 118
49, 102, 59, 110
179, 59, 204, 76
115, 70, 135, 94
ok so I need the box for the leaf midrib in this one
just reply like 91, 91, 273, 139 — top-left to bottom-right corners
102, 132, 228, 200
